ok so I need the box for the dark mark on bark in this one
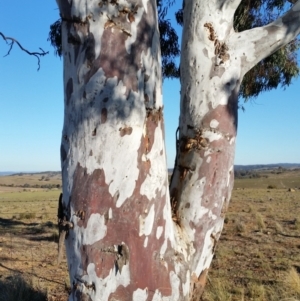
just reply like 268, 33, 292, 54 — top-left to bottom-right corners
85, 32, 96, 67
61, 16, 88, 25
211, 233, 218, 253
144, 94, 149, 102
74, 290, 93, 301
113, 190, 120, 203
74, 210, 85, 220
104, 209, 110, 222
57, 193, 73, 264
66, 78, 73, 106
60, 145, 67, 162
170, 187, 180, 224
144, 74, 150, 82
99, 243, 129, 274
115, 244, 129, 274
101, 108, 107, 123
67, 32, 81, 45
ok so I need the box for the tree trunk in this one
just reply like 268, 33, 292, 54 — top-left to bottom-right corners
57, 0, 182, 300
56, 0, 300, 300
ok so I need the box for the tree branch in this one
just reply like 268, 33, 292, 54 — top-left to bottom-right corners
232, 0, 300, 75
0, 32, 49, 70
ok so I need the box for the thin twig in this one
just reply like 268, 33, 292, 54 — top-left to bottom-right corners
0, 32, 49, 70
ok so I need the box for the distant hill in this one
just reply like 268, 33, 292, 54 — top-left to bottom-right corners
168, 163, 300, 174
0, 171, 60, 177
2, 164, 300, 177
234, 163, 300, 171
0, 172, 15, 176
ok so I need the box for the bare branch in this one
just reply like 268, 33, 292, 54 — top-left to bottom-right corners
0, 32, 49, 70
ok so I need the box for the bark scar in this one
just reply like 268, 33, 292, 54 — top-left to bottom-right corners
57, 193, 74, 264
101, 0, 139, 36
180, 129, 208, 152
204, 22, 230, 65
104, 16, 132, 37
100, 243, 129, 274
115, 243, 129, 274
146, 107, 163, 123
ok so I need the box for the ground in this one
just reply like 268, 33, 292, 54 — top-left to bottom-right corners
0, 169, 299, 300
0, 173, 68, 301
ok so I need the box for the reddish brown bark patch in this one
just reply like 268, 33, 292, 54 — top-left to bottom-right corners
83, 2, 155, 92
71, 167, 112, 228
69, 152, 175, 298
202, 92, 238, 134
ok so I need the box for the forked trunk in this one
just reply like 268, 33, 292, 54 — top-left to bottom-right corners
57, 0, 300, 300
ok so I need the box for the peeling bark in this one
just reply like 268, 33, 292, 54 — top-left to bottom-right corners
57, 0, 300, 300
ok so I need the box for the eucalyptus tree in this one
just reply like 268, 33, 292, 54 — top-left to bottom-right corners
54, 0, 300, 300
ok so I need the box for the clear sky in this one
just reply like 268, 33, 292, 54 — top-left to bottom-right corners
0, 0, 299, 172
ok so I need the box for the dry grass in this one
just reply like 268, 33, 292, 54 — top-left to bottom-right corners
203, 278, 232, 301
0, 173, 67, 301
0, 169, 300, 300
0, 172, 61, 187
255, 212, 266, 231
202, 168, 300, 301
284, 268, 300, 297
0, 275, 47, 301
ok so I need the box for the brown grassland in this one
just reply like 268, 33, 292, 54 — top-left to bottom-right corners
0, 168, 299, 300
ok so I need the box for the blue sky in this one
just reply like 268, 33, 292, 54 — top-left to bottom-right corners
0, 0, 299, 172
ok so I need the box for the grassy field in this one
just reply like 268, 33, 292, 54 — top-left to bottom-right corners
203, 168, 300, 301
0, 173, 67, 301
0, 172, 61, 187
0, 169, 299, 300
